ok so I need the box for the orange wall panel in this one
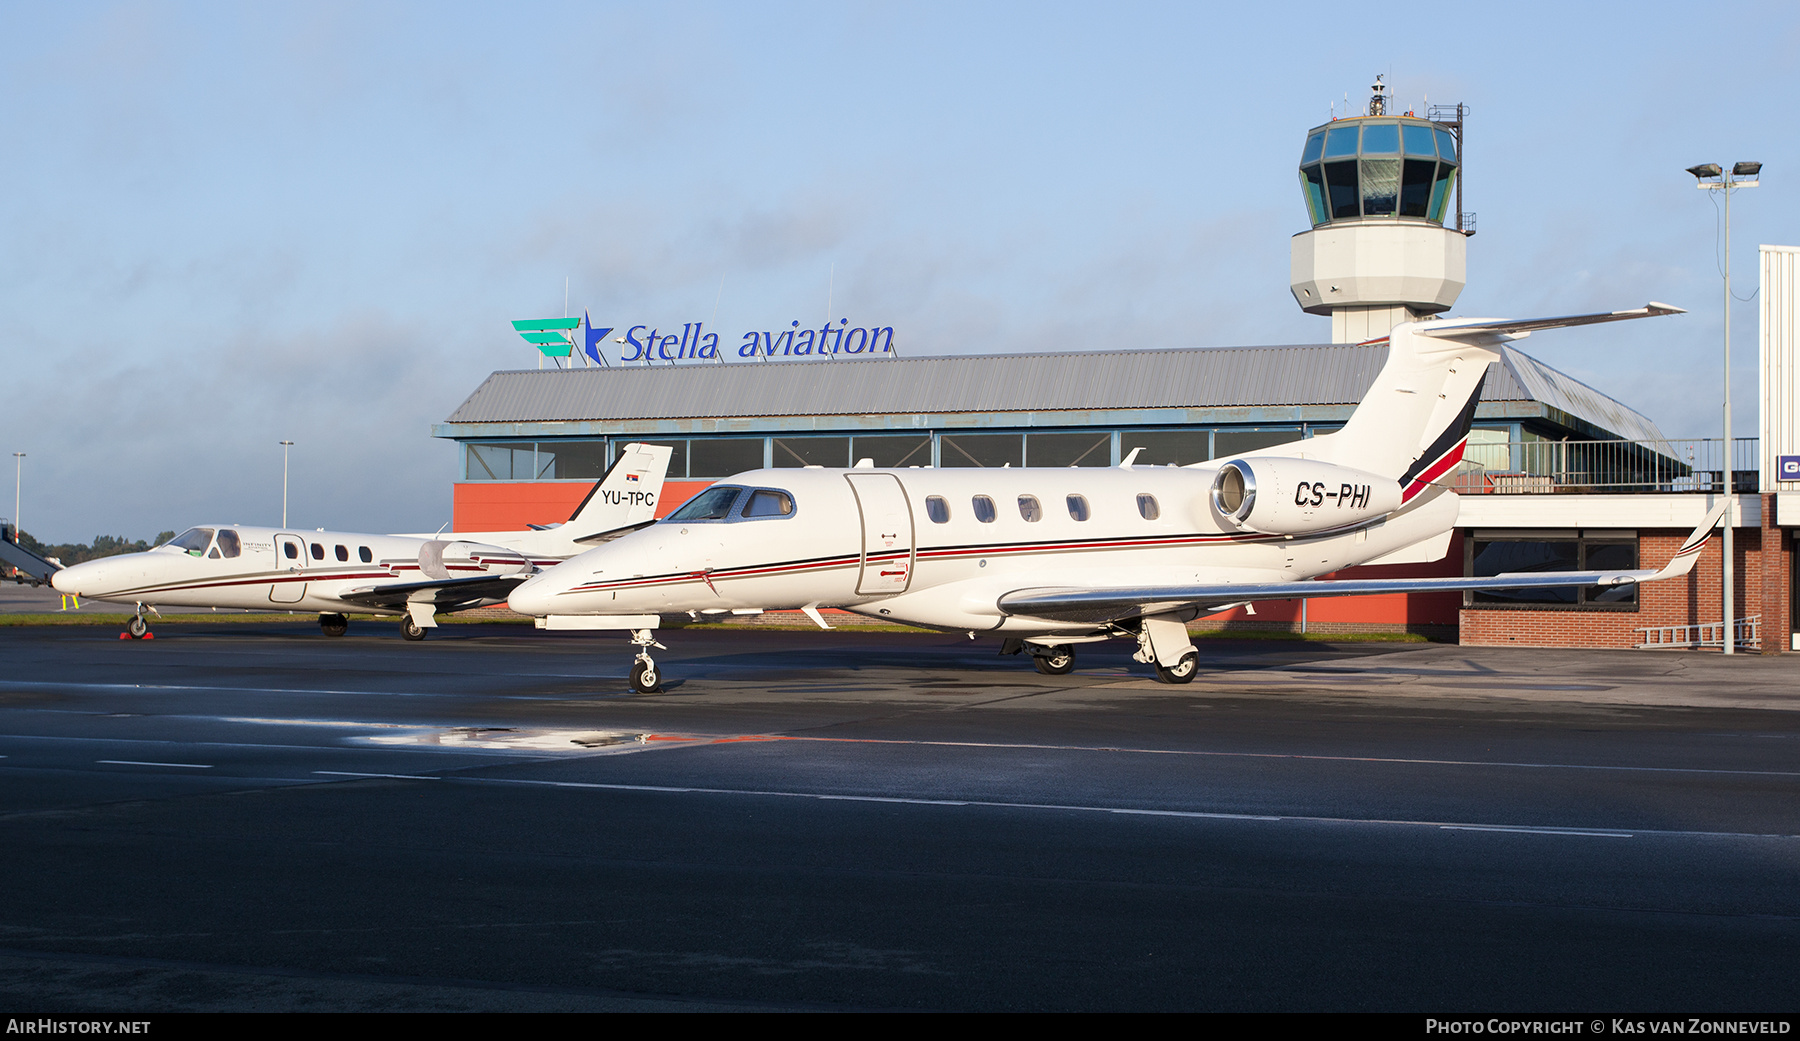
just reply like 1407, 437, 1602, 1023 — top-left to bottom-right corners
453, 480, 715, 532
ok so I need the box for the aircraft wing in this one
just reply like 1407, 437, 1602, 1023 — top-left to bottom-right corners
998, 500, 1725, 626
570, 518, 658, 546
337, 573, 530, 610
1412, 303, 1685, 343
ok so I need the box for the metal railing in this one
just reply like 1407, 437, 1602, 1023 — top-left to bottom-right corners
1442, 437, 1760, 495
1636, 616, 1760, 651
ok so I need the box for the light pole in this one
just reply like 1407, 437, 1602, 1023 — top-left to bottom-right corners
1686, 161, 1761, 654
11, 453, 22, 541
279, 441, 294, 529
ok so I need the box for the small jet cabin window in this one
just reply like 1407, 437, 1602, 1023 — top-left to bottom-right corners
667, 485, 744, 522
1066, 495, 1090, 522
335, 545, 349, 562
1017, 496, 1043, 523
359, 546, 372, 563
740, 490, 795, 518
283, 541, 299, 560
1136, 494, 1160, 520
310, 543, 325, 560
216, 530, 240, 558
925, 496, 950, 523
168, 528, 214, 556
207, 546, 221, 559
972, 496, 997, 523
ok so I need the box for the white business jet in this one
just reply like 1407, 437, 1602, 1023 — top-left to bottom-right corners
508, 307, 1724, 693
50, 443, 672, 640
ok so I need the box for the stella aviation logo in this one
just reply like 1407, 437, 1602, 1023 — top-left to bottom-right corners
617, 320, 896, 363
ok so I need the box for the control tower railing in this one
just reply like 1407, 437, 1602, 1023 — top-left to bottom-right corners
1441, 437, 1761, 494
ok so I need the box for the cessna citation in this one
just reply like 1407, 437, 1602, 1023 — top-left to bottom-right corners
508, 307, 1724, 693
49, 444, 672, 640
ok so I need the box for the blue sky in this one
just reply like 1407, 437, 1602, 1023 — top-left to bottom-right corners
4, 1, 1797, 541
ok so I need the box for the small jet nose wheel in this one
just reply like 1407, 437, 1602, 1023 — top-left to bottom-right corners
1153, 650, 1199, 684
125, 614, 149, 639
1031, 645, 1076, 675
399, 614, 428, 641
627, 628, 666, 693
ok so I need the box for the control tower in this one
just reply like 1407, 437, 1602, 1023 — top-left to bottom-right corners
1290, 77, 1468, 343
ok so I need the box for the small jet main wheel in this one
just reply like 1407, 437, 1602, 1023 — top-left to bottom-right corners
1032, 645, 1076, 675
629, 658, 663, 694
399, 615, 428, 641
125, 615, 149, 639
319, 613, 348, 637
1153, 650, 1199, 685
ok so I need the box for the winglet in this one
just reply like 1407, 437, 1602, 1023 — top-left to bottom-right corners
1648, 499, 1731, 581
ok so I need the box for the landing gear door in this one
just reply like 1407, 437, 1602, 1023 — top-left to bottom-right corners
271, 534, 307, 604
846, 473, 914, 596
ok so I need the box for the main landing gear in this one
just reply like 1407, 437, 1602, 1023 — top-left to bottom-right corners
121, 603, 155, 640
628, 628, 667, 694
399, 614, 428, 641
1031, 644, 1076, 675
319, 613, 348, 637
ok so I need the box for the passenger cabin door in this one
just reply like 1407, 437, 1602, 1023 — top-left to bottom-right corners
271, 534, 307, 603
846, 473, 914, 596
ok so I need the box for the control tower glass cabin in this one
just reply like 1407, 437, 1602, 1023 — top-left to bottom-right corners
1298, 117, 1458, 227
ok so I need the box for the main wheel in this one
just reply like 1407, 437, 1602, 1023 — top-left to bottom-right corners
125, 616, 149, 639
629, 658, 662, 694
1153, 650, 1199, 684
400, 615, 428, 641
319, 613, 348, 637
1032, 645, 1076, 675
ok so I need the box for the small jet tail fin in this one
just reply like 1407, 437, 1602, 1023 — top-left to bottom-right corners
1309, 304, 1684, 499
1645, 498, 1731, 582
564, 442, 673, 540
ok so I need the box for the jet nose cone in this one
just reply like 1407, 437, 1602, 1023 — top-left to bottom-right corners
507, 571, 561, 617
49, 566, 77, 594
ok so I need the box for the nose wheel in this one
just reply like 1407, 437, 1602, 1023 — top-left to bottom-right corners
125, 614, 149, 639
627, 628, 666, 693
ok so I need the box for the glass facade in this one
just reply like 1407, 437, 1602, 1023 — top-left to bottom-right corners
458, 423, 1509, 481
1298, 117, 1457, 228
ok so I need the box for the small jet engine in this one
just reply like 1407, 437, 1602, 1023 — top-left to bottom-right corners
1210, 457, 1401, 535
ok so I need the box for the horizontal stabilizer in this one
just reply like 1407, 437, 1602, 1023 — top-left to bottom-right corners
1415, 303, 1685, 343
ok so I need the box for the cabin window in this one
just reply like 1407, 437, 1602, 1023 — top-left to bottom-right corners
168, 528, 214, 556
335, 545, 349, 562
216, 529, 241, 558
926, 496, 950, 523
283, 541, 299, 560
1066, 495, 1090, 521
207, 547, 221, 559
310, 543, 325, 560
667, 485, 744, 522
1137, 494, 1160, 520
1018, 496, 1043, 522
741, 489, 795, 518
359, 546, 372, 563
972, 496, 997, 523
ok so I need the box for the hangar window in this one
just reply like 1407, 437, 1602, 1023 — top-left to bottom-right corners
667, 486, 744, 522
740, 489, 795, 518
691, 438, 765, 478
926, 496, 950, 523
168, 528, 214, 556
774, 437, 848, 468
1027, 432, 1111, 467
359, 546, 372, 563
216, 530, 241, 558
972, 496, 997, 523
1066, 495, 1090, 521
854, 435, 931, 469
310, 543, 325, 560
942, 434, 1022, 469
1464, 531, 1639, 610
1017, 496, 1043, 522
1121, 430, 1210, 467
1136, 494, 1160, 520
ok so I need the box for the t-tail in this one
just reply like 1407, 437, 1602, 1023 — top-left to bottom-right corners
1307, 304, 1685, 499
564, 442, 674, 543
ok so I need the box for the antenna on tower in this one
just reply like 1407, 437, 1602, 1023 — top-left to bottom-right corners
1369, 74, 1387, 116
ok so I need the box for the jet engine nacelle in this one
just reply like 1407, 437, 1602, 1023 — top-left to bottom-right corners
418, 539, 532, 579
1210, 457, 1401, 535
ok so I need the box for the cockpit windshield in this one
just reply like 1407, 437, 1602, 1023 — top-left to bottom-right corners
167, 528, 215, 556
666, 486, 744, 522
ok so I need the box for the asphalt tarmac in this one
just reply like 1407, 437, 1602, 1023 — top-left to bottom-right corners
0, 620, 1796, 1012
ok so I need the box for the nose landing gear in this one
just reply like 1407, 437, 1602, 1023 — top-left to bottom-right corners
628, 628, 666, 693
121, 603, 155, 640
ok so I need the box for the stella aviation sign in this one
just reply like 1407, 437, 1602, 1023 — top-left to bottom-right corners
513, 314, 898, 367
